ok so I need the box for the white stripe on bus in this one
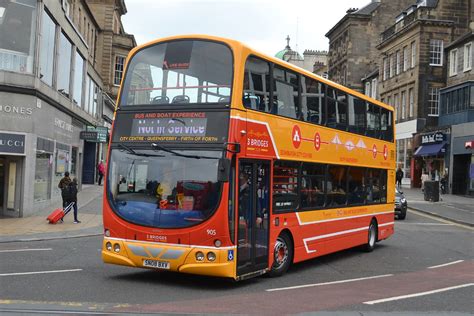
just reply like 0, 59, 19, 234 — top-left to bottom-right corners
296, 210, 394, 226
302, 222, 394, 253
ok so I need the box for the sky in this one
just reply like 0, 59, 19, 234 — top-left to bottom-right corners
122, 0, 371, 56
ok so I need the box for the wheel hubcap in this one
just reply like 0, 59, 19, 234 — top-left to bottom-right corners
369, 225, 376, 246
274, 238, 288, 269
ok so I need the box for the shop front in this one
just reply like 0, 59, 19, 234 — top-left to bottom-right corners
0, 91, 85, 217
0, 132, 25, 217
413, 130, 449, 187
450, 134, 474, 195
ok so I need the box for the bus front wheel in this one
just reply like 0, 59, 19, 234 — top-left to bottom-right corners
268, 232, 293, 277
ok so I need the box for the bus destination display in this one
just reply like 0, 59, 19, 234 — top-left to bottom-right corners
113, 111, 228, 143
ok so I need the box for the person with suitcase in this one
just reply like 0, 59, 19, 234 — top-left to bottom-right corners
58, 171, 72, 209
66, 178, 80, 224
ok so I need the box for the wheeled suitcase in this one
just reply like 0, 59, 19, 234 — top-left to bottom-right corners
47, 202, 75, 224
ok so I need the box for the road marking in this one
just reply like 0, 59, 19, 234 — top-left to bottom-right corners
409, 209, 474, 231
0, 269, 82, 277
0, 309, 111, 315
363, 283, 474, 305
398, 223, 453, 226
428, 260, 464, 269
0, 248, 52, 253
266, 274, 393, 292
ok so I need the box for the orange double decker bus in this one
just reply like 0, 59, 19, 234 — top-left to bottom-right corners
102, 35, 395, 280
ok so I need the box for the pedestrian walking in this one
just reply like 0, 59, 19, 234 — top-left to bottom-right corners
66, 178, 80, 223
97, 160, 105, 186
396, 167, 403, 189
58, 171, 72, 209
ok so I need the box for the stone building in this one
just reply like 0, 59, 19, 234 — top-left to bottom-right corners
439, 31, 474, 195
325, 0, 414, 93
0, 0, 135, 217
275, 36, 328, 77
377, 0, 471, 188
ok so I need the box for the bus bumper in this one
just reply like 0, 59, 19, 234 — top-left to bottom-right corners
102, 238, 236, 279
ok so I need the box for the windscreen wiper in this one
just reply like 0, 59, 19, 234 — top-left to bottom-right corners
151, 143, 217, 159
118, 144, 164, 157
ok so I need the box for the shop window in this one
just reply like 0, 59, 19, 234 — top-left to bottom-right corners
71, 147, 78, 177
34, 152, 52, 202
273, 161, 299, 212
301, 163, 325, 209
0, 0, 37, 73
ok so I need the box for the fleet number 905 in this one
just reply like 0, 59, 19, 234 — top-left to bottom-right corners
207, 229, 216, 236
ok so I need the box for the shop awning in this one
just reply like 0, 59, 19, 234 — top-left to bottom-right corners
414, 142, 446, 157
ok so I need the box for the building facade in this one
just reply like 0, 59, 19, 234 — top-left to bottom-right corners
377, 0, 470, 188
275, 36, 328, 77
0, 0, 135, 217
439, 31, 474, 195
325, 0, 414, 93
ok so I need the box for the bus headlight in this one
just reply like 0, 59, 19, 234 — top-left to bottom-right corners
207, 252, 216, 262
106, 242, 112, 251
195, 251, 205, 261
113, 243, 121, 253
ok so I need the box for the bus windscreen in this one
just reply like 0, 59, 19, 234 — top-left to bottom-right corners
120, 40, 233, 106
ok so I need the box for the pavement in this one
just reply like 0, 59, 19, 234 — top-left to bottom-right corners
0, 184, 104, 243
0, 185, 472, 243
400, 187, 474, 227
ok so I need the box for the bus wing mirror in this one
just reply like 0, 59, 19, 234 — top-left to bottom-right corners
224, 142, 240, 154
217, 158, 231, 182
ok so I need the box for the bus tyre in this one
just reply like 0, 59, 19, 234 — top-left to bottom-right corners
268, 232, 293, 277
364, 221, 378, 252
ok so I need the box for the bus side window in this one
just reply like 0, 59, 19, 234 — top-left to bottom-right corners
380, 108, 393, 141
347, 95, 366, 135
302, 76, 325, 125
327, 87, 347, 131
366, 103, 381, 139
272, 67, 298, 119
243, 57, 270, 112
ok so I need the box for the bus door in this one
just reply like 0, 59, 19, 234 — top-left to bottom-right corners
237, 160, 270, 276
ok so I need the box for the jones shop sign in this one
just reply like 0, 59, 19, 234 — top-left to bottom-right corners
0, 133, 25, 154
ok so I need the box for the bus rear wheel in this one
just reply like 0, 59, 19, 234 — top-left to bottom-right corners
363, 220, 378, 252
268, 232, 293, 277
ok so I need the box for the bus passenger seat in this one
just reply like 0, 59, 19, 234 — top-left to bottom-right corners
172, 95, 190, 104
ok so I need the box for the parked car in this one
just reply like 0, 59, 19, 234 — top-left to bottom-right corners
395, 188, 407, 220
